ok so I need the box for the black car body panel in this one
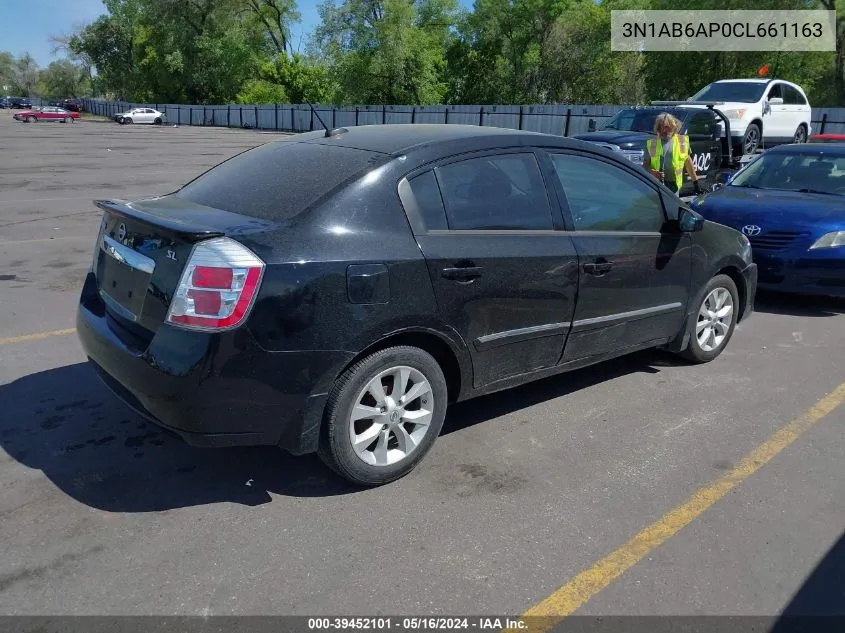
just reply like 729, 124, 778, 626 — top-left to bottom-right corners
77, 124, 756, 454
8, 97, 32, 109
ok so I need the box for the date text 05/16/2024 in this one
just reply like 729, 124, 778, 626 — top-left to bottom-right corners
307, 618, 528, 631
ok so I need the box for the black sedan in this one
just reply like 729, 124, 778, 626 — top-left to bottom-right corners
77, 124, 757, 485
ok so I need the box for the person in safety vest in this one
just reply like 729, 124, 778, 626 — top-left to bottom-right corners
644, 113, 702, 196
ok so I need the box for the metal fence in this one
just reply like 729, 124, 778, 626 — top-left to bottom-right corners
81, 99, 845, 136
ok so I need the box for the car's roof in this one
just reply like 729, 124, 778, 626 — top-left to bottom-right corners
616, 105, 704, 116
764, 142, 845, 155
712, 78, 774, 84
292, 123, 572, 156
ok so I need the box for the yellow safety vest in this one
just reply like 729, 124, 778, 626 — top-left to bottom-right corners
646, 134, 690, 190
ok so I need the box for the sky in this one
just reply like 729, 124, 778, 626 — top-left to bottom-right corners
0, 0, 326, 67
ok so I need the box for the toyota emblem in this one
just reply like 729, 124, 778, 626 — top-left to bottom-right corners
117, 223, 127, 241
742, 225, 762, 237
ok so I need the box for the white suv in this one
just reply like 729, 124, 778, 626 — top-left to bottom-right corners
689, 79, 811, 155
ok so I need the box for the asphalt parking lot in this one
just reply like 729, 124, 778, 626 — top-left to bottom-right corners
1, 113, 844, 620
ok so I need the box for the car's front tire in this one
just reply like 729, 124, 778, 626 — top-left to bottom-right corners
154, 117, 162, 125
124, 117, 133, 124
26, 115, 36, 123
318, 346, 448, 486
742, 123, 761, 154
680, 274, 740, 364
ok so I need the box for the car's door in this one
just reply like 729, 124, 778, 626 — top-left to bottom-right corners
684, 110, 721, 186
398, 150, 580, 389
764, 82, 792, 142
543, 150, 693, 364
783, 84, 810, 138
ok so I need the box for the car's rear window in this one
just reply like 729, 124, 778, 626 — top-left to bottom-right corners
174, 140, 386, 220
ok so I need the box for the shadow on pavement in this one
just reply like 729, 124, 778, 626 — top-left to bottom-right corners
441, 349, 667, 436
0, 350, 674, 512
754, 290, 845, 318
770, 532, 845, 632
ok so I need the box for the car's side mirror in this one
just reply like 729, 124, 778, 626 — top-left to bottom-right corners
679, 207, 705, 232
588, 119, 596, 132
769, 97, 784, 105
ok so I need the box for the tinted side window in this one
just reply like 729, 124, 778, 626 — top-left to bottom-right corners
767, 84, 783, 100
686, 112, 714, 136
784, 85, 807, 105
435, 153, 553, 230
406, 170, 448, 230
550, 154, 666, 232
175, 141, 385, 221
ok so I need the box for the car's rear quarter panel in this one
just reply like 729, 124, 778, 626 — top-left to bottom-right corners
242, 171, 465, 394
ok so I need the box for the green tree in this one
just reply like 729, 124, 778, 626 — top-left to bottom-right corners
445, 0, 570, 104
0, 52, 14, 94
244, 0, 301, 55
71, 0, 143, 99
314, 0, 457, 104
50, 31, 96, 96
14, 53, 40, 96
38, 59, 90, 98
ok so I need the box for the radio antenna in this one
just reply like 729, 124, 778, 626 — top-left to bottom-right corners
306, 101, 345, 137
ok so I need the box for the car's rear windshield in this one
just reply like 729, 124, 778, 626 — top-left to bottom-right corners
692, 82, 767, 103
174, 140, 387, 220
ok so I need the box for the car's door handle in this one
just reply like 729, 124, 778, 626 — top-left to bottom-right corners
583, 261, 613, 276
442, 266, 483, 282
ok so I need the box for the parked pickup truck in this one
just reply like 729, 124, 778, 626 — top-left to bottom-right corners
572, 101, 754, 198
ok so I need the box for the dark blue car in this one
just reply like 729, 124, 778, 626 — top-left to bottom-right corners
690, 143, 845, 298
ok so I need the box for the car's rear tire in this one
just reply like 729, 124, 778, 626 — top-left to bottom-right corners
679, 274, 740, 364
317, 345, 448, 486
793, 124, 807, 144
742, 123, 761, 154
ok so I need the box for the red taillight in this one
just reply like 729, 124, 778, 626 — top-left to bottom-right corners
192, 266, 234, 289
165, 238, 265, 331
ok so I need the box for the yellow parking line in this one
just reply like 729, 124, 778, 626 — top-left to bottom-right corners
0, 328, 76, 346
520, 380, 845, 630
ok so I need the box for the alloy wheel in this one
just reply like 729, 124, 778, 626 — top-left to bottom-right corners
348, 365, 434, 467
743, 128, 759, 154
696, 288, 734, 352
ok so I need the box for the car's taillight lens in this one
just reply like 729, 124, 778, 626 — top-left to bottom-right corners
165, 237, 265, 331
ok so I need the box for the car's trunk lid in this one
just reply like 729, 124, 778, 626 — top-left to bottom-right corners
93, 196, 280, 347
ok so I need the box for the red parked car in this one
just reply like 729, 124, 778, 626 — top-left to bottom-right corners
13, 106, 80, 123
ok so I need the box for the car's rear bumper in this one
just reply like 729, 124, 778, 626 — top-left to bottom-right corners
754, 253, 845, 298
76, 272, 352, 453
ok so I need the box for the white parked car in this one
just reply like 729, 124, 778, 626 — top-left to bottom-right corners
689, 79, 812, 155
114, 107, 166, 125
